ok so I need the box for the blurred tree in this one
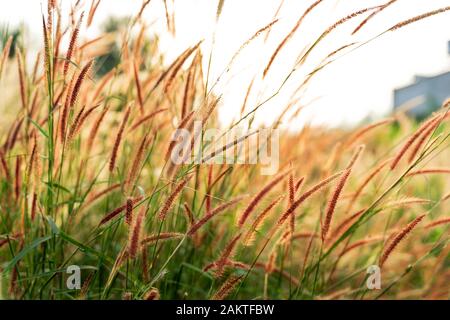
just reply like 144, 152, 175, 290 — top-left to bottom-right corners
95, 16, 156, 77
102, 16, 131, 33
95, 16, 131, 77
1, 26, 22, 58
95, 43, 121, 77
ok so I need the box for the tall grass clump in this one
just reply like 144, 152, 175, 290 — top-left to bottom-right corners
0, 0, 449, 300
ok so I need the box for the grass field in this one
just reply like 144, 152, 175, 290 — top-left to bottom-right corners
0, 0, 449, 300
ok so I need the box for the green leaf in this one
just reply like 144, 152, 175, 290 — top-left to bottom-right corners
28, 118, 49, 139
181, 262, 214, 280
44, 182, 71, 194
58, 231, 112, 263
46, 217, 60, 235
2, 235, 52, 274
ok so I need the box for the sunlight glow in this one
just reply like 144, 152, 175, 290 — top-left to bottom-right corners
1, 0, 449, 128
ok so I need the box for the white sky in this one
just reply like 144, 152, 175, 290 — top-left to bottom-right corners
1, 0, 450, 129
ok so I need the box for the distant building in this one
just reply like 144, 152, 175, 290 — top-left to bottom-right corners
393, 41, 450, 119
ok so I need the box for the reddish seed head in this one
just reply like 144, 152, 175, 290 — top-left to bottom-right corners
322, 146, 364, 242
211, 275, 243, 300
99, 196, 143, 226
188, 196, 245, 236
70, 60, 93, 109
238, 171, 289, 227
125, 197, 133, 225
141, 232, 184, 246
380, 214, 426, 268
64, 12, 84, 77
277, 171, 342, 227
143, 288, 160, 300
109, 105, 131, 173
391, 115, 441, 170
214, 233, 242, 278
128, 207, 145, 259
158, 178, 190, 221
